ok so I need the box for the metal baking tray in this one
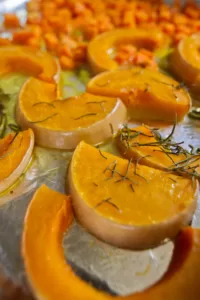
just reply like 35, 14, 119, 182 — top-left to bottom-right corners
0, 1, 200, 298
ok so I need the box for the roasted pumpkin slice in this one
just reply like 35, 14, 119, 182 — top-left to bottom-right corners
16, 77, 127, 149
0, 129, 34, 193
87, 68, 191, 122
68, 141, 198, 249
22, 186, 200, 299
170, 34, 200, 90
88, 28, 166, 74
116, 125, 200, 175
0, 45, 60, 86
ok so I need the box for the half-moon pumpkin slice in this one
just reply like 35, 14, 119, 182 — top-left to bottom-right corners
87, 28, 166, 74
170, 34, 200, 91
87, 68, 191, 122
0, 45, 61, 88
68, 141, 198, 249
116, 125, 200, 175
22, 185, 200, 300
16, 77, 127, 150
0, 129, 34, 193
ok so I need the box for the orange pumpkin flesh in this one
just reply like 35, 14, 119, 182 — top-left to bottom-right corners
116, 125, 200, 174
87, 68, 191, 122
17, 77, 127, 149
22, 185, 200, 300
87, 28, 166, 74
0, 129, 34, 193
0, 46, 60, 85
68, 141, 198, 249
170, 34, 200, 90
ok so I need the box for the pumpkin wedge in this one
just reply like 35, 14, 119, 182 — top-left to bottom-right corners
68, 141, 198, 249
116, 125, 200, 175
87, 28, 165, 74
87, 68, 191, 122
17, 77, 127, 149
0, 129, 34, 193
170, 34, 200, 91
22, 186, 200, 300
0, 45, 60, 87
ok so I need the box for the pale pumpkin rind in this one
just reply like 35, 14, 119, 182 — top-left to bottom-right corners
68, 141, 198, 249
87, 68, 191, 122
87, 28, 166, 74
16, 77, 127, 150
0, 129, 34, 193
116, 125, 200, 174
170, 34, 200, 91
22, 185, 200, 300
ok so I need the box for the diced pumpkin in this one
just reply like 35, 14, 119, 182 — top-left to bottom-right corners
116, 125, 200, 174
170, 34, 200, 91
0, 46, 61, 90
87, 68, 191, 122
87, 28, 167, 73
16, 77, 127, 149
68, 141, 198, 249
22, 184, 200, 300
0, 129, 34, 193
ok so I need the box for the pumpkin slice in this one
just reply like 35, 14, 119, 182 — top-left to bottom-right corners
87, 68, 191, 122
87, 28, 166, 74
170, 34, 200, 91
116, 125, 200, 174
17, 77, 127, 150
68, 141, 198, 249
22, 186, 200, 300
0, 129, 34, 193
0, 45, 60, 87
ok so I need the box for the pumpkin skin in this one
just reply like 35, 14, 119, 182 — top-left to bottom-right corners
0, 129, 34, 193
87, 28, 167, 74
22, 185, 200, 300
87, 68, 191, 123
170, 34, 200, 92
68, 141, 198, 250
16, 77, 127, 150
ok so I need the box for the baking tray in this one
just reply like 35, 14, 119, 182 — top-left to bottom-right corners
0, 1, 200, 299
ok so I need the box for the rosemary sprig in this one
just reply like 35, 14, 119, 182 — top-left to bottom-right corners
95, 197, 120, 212
8, 124, 21, 132
30, 113, 58, 124
134, 155, 150, 182
73, 113, 97, 120
33, 102, 55, 108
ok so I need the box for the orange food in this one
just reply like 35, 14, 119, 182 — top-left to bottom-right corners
17, 77, 127, 149
0, 46, 60, 87
0, 129, 34, 193
87, 68, 191, 122
22, 184, 200, 299
68, 141, 198, 249
3, 13, 20, 28
116, 125, 200, 174
170, 33, 200, 90
87, 28, 166, 73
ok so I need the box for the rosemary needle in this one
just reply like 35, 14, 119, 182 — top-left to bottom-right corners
33, 102, 55, 108
95, 197, 120, 212
30, 113, 58, 124
99, 149, 107, 160
73, 113, 97, 120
